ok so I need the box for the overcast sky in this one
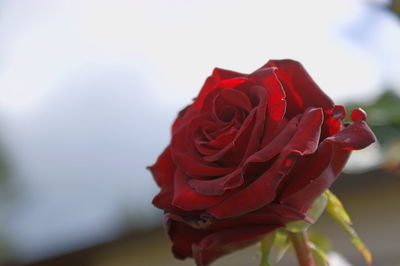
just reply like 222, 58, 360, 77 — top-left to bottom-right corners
0, 0, 399, 263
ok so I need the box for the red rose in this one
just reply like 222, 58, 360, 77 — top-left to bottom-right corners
149, 59, 375, 266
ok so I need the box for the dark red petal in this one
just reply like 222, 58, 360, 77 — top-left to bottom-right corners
278, 141, 334, 202
280, 117, 375, 212
213, 67, 246, 80
240, 86, 268, 159
171, 113, 235, 178
172, 168, 227, 211
173, 149, 234, 177
206, 108, 324, 218
325, 119, 376, 150
189, 115, 300, 197
193, 68, 247, 109
193, 225, 280, 266
321, 105, 347, 138
280, 143, 350, 212
153, 185, 176, 211
196, 126, 238, 150
333, 105, 346, 120
205, 155, 290, 219
250, 67, 287, 146
263, 59, 334, 118
149, 148, 191, 214
172, 104, 193, 133
220, 87, 253, 112
148, 146, 175, 187
202, 108, 257, 162
258, 203, 313, 223
246, 114, 300, 163
350, 108, 367, 121
188, 168, 243, 196
283, 107, 323, 156
165, 217, 207, 260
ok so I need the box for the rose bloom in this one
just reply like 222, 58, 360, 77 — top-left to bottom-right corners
149, 60, 375, 266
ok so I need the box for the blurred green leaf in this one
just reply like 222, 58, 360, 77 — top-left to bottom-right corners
325, 190, 372, 265
389, 0, 400, 17
325, 190, 352, 224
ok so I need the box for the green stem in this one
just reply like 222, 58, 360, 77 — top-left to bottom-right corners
289, 232, 316, 266
259, 232, 276, 266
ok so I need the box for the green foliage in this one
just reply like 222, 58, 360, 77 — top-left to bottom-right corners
389, 0, 400, 17
258, 190, 372, 265
325, 190, 372, 265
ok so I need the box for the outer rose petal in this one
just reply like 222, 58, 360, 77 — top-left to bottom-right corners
264, 59, 334, 118
325, 119, 376, 150
280, 143, 350, 212
281, 116, 375, 211
149, 147, 180, 213
193, 225, 280, 266
165, 217, 207, 260
167, 208, 301, 232
149, 147, 196, 215
148, 146, 175, 187
165, 216, 282, 266
278, 141, 337, 203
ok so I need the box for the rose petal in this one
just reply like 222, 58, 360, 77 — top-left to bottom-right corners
148, 146, 175, 187
325, 119, 376, 150
264, 59, 334, 118
257, 203, 313, 223
278, 141, 334, 202
321, 105, 346, 138
149, 147, 192, 214
281, 118, 375, 211
172, 168, 228, 211
194, 68, 247, 109
280, 143, 350, 212
165, 217, 207, 260
188, 114, 300, 196
350, 108, 367, 121
202, 108, 257, 163
193, 225, 280, 266
246, 114, 301, 163
250, 67, 287, 146
220, 87, 253, 112
171, 114, 235, 178
205, 155, 290, 219
206, 108, 324, 218
283, 107, 323, 155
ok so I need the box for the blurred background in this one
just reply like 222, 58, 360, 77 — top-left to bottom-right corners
0, 0, 399, 265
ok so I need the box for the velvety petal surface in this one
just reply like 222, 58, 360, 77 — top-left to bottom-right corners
193, 225, 280, 266
206, 108, 324, 219
264, 59, 334, 117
